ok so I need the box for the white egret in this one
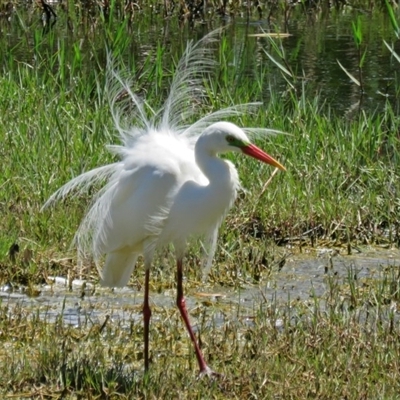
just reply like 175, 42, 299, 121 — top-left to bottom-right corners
44, 30, 285, 376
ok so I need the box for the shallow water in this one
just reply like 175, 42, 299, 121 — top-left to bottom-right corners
1, 247, 399, 328
1, 4, 399, 116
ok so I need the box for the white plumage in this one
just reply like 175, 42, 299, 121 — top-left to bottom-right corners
44, 30, 285, 375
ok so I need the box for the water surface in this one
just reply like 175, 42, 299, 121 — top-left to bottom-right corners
2, 248, 399, 328
1, 4, 399, 115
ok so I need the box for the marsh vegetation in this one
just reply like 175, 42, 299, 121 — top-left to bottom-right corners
1, 0, 400, 397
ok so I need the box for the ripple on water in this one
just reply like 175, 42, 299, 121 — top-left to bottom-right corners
1, 247, 399, 328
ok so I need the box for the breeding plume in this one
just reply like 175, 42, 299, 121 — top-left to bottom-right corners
44, 30, 285, 375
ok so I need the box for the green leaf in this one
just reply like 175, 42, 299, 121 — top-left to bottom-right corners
263, 50, 293, 78
360, 48, 368, 69
352, 17, 362, 48
385, 0, 400, 38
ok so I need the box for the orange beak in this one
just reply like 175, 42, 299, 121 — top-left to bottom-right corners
242, 144, 286, 171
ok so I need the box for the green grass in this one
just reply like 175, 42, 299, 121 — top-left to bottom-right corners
1, 38, 399, 282
1, 266, 400, 398
1, 2, 400, 398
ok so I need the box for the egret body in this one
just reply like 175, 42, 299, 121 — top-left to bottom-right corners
44, 31, 285, 375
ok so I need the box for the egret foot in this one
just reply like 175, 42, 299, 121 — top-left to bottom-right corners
198, 365, 223, 379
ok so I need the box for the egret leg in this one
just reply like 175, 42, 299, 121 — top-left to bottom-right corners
176, 258, 214, 375
143, 267, 152, 371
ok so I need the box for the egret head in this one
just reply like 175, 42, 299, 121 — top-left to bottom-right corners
199, 121, 285, 171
